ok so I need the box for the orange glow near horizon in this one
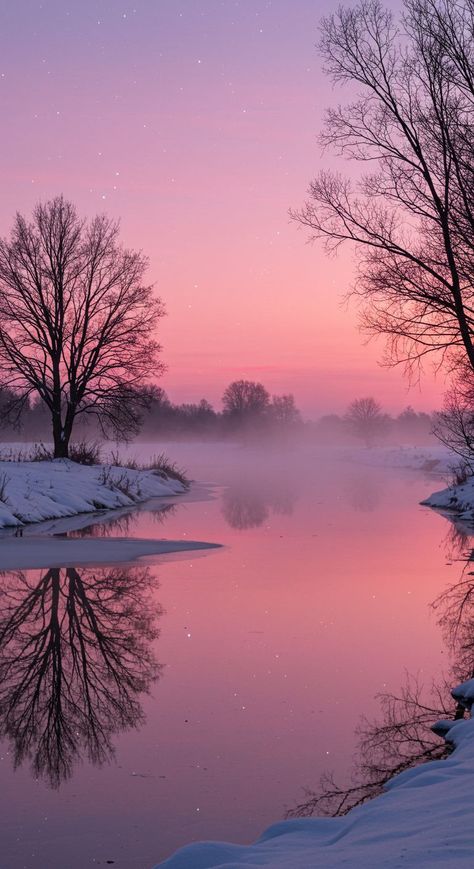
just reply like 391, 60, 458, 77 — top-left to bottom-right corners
0, 1, 446, 417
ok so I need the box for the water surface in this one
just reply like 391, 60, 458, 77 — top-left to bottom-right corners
0, 444, 463, 869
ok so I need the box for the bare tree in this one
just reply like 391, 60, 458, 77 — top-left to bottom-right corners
344, 397, 387, 446
222, 380, 271, 418
0, 196, 165, 457
432, 361, 474, 469
292, 0, 474, 380
270, 394, 301, 426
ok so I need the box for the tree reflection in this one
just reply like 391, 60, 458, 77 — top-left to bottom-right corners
289, 550, 474, 818
344, 472, 383, 513
221, 481, 296, 530
222, 488, 269, 529
68, 502, 176, 538
288, 675, 455, 817
0, 564, 162, 787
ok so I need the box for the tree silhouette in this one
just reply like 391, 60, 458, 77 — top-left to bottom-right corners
0, 564, 162, 787
293, 0, 474, 380
222, 380, 271, 424
344, 397, 387, 447
0, 197, 165, 457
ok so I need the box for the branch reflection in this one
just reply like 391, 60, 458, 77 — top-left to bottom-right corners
289, 539, 474, 818
0, 564, 162, 787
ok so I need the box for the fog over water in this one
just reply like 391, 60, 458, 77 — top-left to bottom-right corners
0, 441, 464, 869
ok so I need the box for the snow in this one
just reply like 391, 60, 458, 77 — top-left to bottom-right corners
422, 475, 474, 520
155, 679, 474, 869
0, 458, 186, 528
0, 460, 221, 568
342, 444, 452, 473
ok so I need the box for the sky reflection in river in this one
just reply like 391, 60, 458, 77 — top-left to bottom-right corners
0, 445, 465, 869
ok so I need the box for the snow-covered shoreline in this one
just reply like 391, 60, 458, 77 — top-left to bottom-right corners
0, 458, 186, 528
342, 443, 452, 473
422, 474, 474, 521
155, 679, 474, 869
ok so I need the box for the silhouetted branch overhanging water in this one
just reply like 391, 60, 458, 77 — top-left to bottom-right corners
0, 564, 163, 788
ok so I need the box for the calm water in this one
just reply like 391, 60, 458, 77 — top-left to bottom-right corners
0, 443, 466, 869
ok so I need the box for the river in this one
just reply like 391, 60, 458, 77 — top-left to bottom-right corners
0, 442, 464, 869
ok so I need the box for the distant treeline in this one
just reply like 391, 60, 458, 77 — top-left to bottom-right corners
0, 380, 436, 446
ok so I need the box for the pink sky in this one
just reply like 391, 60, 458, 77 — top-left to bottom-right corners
0, 0, 446, 417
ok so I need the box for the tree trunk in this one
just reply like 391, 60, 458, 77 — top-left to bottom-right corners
53, 430, 69, 459
52, 413, 71, 459
52, 403, 75, 459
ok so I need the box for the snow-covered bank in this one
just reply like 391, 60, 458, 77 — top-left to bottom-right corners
155, 680, 474, 869
422, 475, 474, 520
0, 459, 186, 528
343, 444, 452, 473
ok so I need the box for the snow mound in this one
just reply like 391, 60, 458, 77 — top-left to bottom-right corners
0, 459, 185, 527
156, 679, 474, 868
421, 476, 474, 520
343, 444, 452, 473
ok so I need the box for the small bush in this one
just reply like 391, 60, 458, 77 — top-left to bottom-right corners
146, 453, 189, 487
109, 450, 139, 470
108, 449, 189, 487
98, 466, 137, 499
69, 440, 102, 465
0, 471, 9, 502
449, 461, 473, 487
28, 443, 53, 462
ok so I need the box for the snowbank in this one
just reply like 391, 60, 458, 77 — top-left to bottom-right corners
156, 680, 474, 869
343, 444, 452, 473
422, 475, 474, 520
0, 459, 186, 528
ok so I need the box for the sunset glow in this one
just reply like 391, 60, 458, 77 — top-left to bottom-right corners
0, 1, 445, 415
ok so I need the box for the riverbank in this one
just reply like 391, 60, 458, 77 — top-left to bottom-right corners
156, 677, 474, 868
422, 474, 474, 520
343, 443, 452, 473
0, 458, 187, 528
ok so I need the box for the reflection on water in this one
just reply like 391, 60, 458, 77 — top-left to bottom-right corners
290, 529, 474, 818
64, 502, 177, 538
0, 564, 162, 787
0, 445, 467, 869
0, 500, 178, 541
221, 479, 296, 529
343, 472, 384, 513
289, 674, 455, 817
222, 489, 269, 529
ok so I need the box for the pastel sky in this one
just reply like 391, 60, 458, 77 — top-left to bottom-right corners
0, 0, 447, 416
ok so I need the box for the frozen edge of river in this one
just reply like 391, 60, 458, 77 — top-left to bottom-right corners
0, 536, 222, 570
155, 679, 474, 869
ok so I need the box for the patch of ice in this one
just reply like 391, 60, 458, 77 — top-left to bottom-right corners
0, 536, 221, 570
